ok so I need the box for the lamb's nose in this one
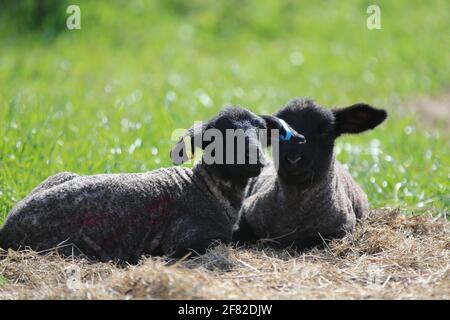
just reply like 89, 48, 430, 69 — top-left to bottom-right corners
287, 154, 302, 165
293, 134, 306, 144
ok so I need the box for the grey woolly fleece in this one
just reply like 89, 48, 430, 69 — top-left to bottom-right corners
0, 164, 245, 263
240, 157, 369, 248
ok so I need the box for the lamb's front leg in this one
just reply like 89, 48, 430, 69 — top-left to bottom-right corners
232, 214, 259, 245
293, 233, 339, 252
168, 237, 226, 259
162, 211, 234, 259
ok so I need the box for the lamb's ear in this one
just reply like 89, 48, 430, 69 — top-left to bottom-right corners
170, 122, 207, 165
332, 103, 387, 136
261, 115, 281, 133
260, 115, 306, 145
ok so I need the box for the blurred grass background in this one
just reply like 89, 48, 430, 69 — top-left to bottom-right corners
0, 0, 449, 221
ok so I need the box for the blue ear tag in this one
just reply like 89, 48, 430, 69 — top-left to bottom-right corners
278, 118, 293, 141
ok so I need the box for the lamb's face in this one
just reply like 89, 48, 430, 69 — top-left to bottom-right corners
274, 100, 335, 186
206, 107, 269, 179
171, 106, 305, 183
274, 98, 387, 187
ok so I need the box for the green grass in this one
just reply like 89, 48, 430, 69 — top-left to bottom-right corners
0, 275, 7, 286
0, 0, 449, 222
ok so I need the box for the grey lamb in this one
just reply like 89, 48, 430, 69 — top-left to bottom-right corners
233, 98, 387, 250
0, 106, 304, 263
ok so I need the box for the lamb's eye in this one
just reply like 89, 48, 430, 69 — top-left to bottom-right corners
317, 126, 330, 137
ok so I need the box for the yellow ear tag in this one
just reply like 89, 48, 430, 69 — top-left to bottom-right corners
183, 135, 194, 160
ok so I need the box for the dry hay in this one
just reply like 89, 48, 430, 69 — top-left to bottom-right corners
0, 208, 448, 300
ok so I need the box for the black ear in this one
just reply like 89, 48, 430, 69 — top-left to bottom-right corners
260, 115, 282, 131
170, 122, 207, 165
332, 103, 387, 136
260, 115, 306, 145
